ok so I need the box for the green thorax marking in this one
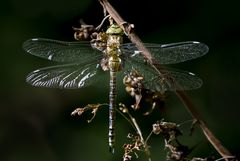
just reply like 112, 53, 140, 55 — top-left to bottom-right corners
106, 24, 124, 35
106, 24, 124, 72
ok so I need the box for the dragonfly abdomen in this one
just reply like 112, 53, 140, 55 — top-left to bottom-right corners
108, 53, 122, 153
109, 69, 117, 153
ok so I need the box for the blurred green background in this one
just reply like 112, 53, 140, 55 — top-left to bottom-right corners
0, 0, 239, 160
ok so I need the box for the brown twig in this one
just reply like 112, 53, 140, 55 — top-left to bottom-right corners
176, 90, 232, 159
98, 0, 233, 160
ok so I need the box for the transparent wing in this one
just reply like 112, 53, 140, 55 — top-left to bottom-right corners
23, 38, 103, 63
143, 68, 203, 92
121, 41, 209, 64
26, 62, 104, 89
123, 59, 202, 92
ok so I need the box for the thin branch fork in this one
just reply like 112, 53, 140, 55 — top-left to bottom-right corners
98, 0, 233, 160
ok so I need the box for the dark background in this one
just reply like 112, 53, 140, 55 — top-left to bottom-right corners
0, 0, 239, 160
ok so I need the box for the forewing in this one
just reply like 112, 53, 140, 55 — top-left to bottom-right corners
23, 38, 103, 63
121, 41, 209, 64
26, 63, 104, 89
124, 59, 202, 92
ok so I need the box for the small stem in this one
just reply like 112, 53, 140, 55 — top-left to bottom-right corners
145, 130, 153, 144
117, 104, 151, 161
128, 113, 152, 161
116, 107, 136, 131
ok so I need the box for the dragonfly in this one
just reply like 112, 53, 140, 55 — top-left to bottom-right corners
23, 24, 208, 153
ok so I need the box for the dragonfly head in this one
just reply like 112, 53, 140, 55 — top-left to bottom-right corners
106, 24, 124, 36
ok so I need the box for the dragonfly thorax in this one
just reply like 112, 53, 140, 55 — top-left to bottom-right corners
106, 24, 123, 56
105, 29, 123, 72
106, 35, 122, 54
99, 35, 123, 72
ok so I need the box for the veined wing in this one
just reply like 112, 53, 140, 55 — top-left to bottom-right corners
124, 59, 202, 92
23, 38, 103, 63
121, 41, 209, 64
143, 68, 203, 92
26, 62, 104, 89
